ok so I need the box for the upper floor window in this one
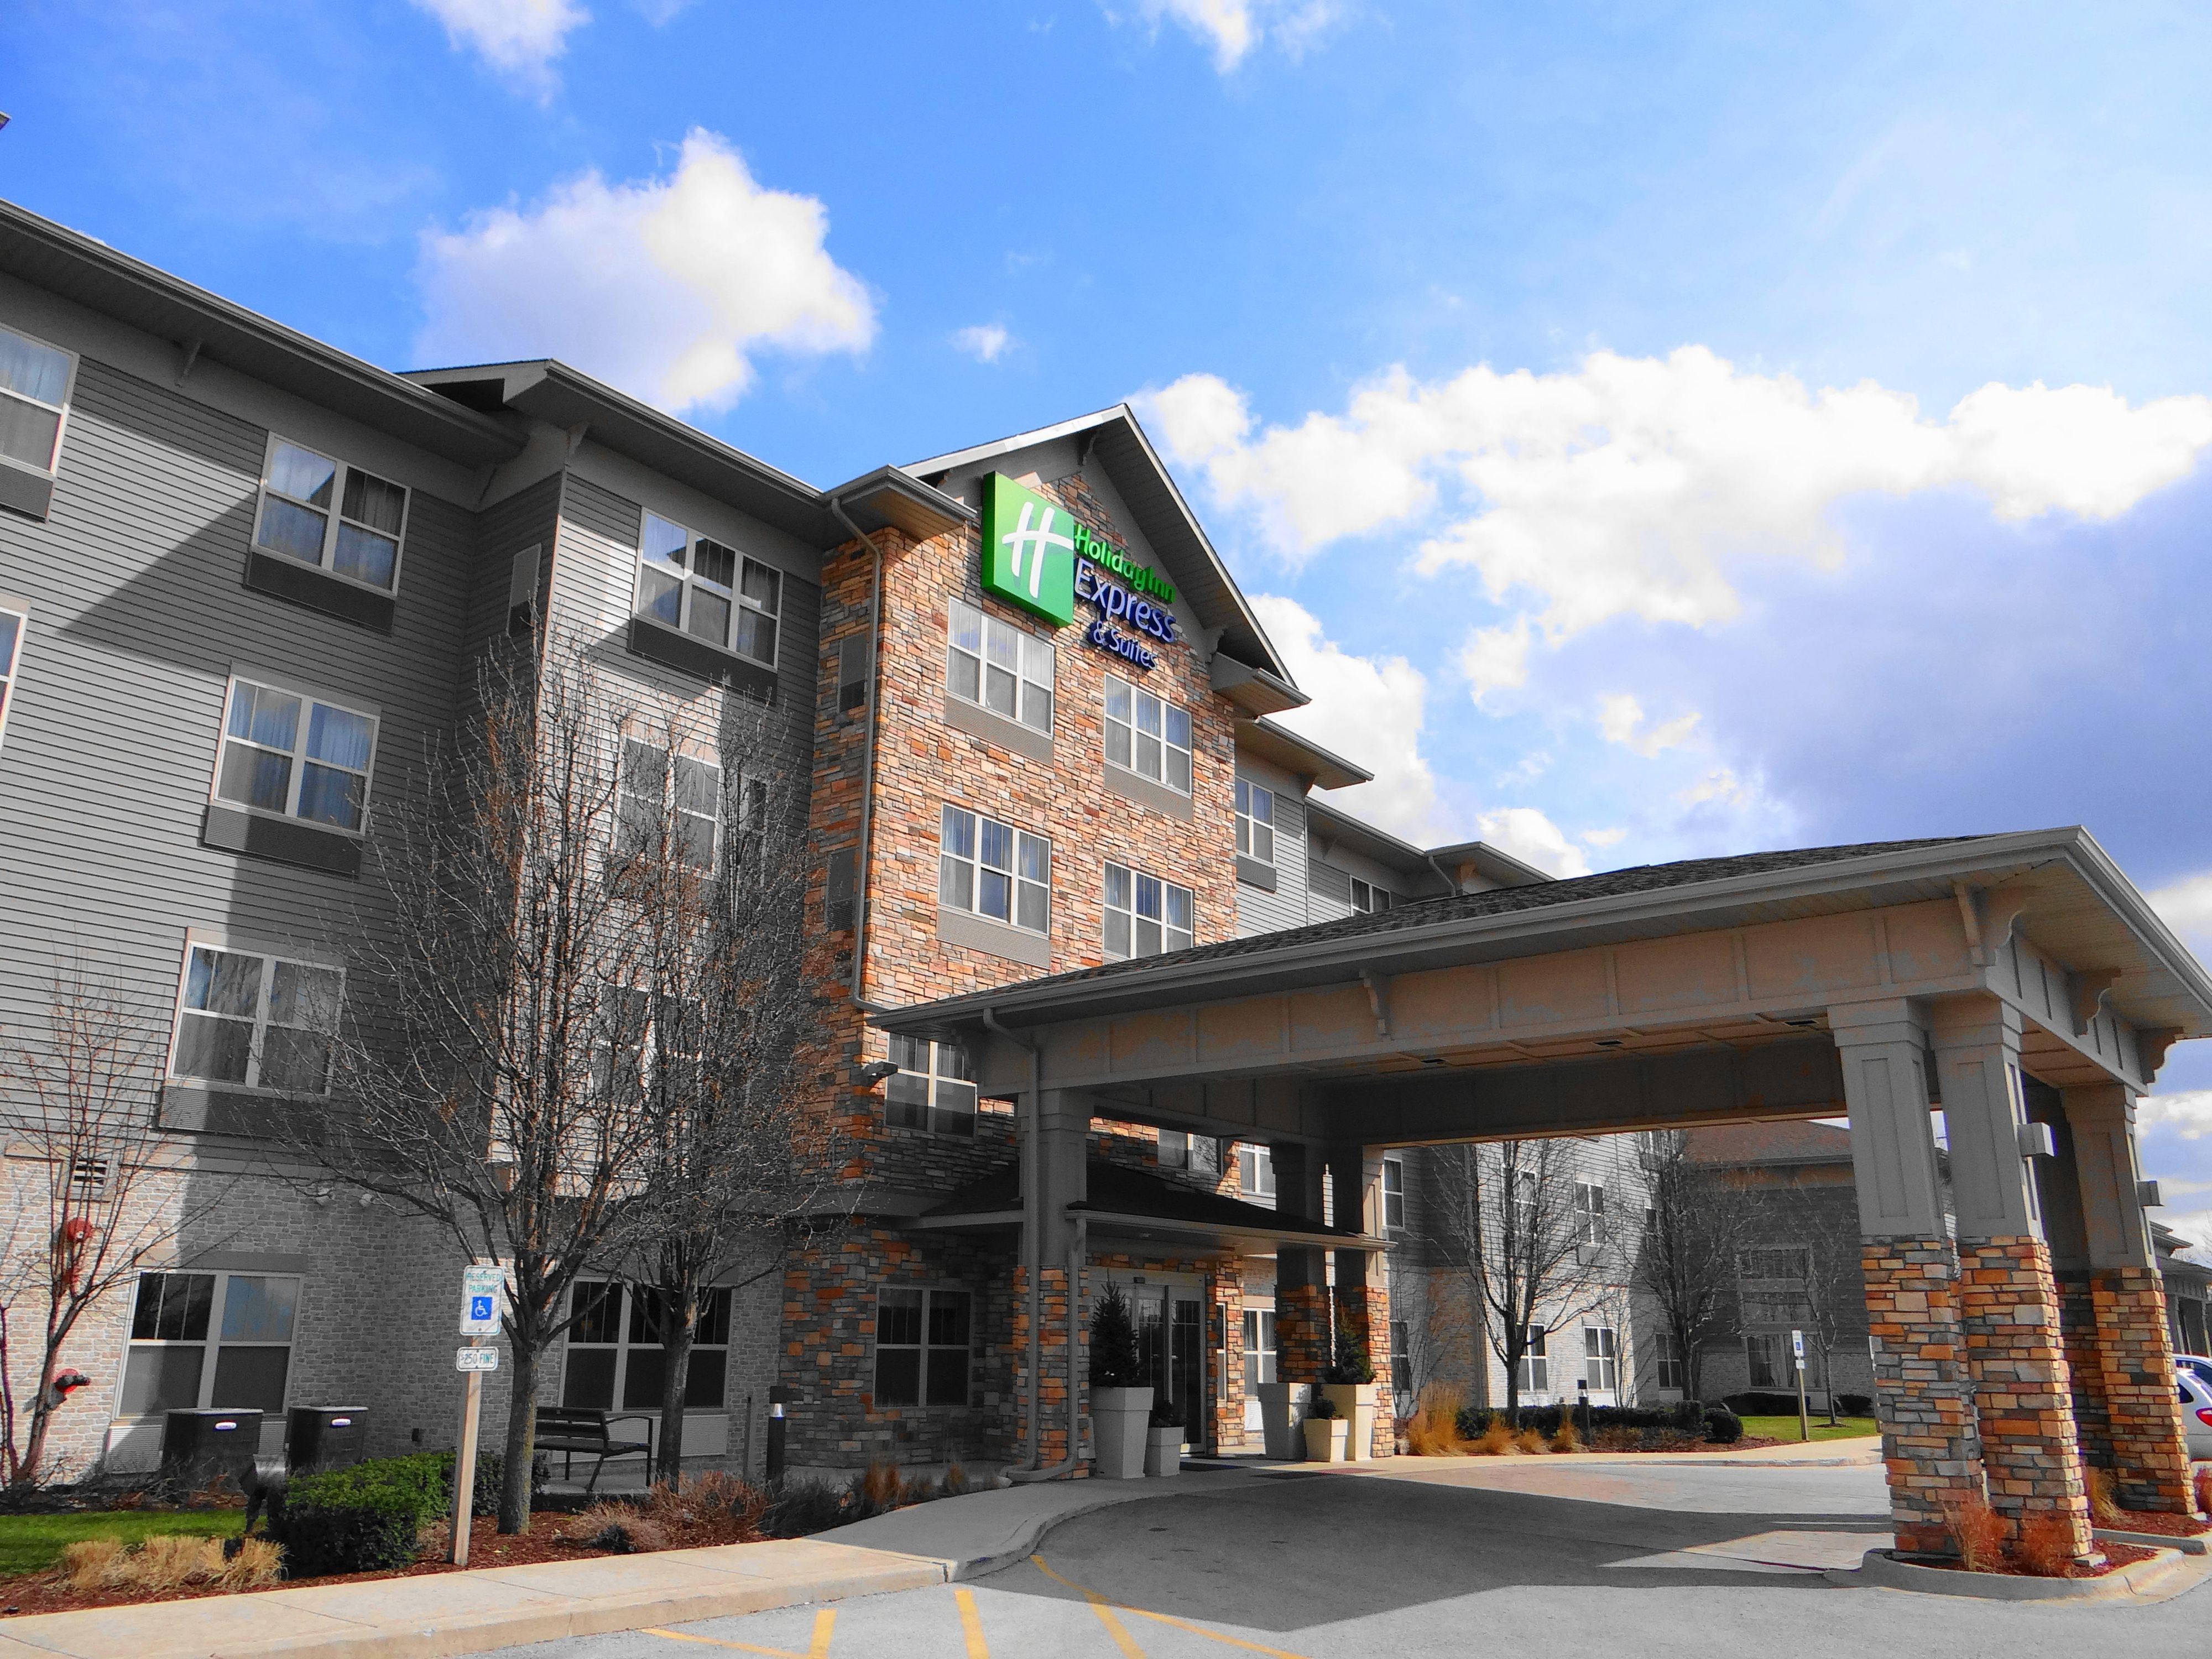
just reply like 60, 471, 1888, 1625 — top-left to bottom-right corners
947, 598, 1052, 733
1237, 1142, 1275, 1198
1156, 1130, 1218, 1175
1104, 676, 1192, 795
254, 437, 408, 592
0, 602, 24, 753
635, 512, 779, 667
1234, 779, 1275, 864
1383, 1156, 1406, 1230
886, 1035, 977, 1136
1573, 1180, 1606, 1245
170, 941, 342, 1095
1104, 861, 1194, 959
940, 805, 1050, 935
215, 676, 378, 834
0, 325, 74, 481
1352, 877, 1394, 913
615, 739, 722, 870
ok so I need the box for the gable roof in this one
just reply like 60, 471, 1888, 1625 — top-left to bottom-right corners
905, 403, 1295, 689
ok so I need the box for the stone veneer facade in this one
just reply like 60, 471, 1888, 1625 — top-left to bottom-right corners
1955, 1237, 2094, 1558
1861, 1237, 1984, 1558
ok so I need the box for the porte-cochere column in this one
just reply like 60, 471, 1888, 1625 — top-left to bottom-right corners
1270, 1142, 1330, 1383
1833, 1000, 1984, 1558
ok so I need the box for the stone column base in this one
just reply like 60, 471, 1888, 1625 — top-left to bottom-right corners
1276, 1282, 1328, 1382
1863, 1237, 1985, 1557
1334, 1282, 1395, 1455
2089, 1266, 2196, 1513
1957, 1236, 2093, 1559
1011, 1264, 1087, 1475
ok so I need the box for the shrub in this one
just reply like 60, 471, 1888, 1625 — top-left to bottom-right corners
2011, 1513, 2076, 1577
276, 1451, 455, 1578
1474, 1415, 1516, 1456
1942, 1493, 2006, 1573
1702, 1405, 1743, 1445
1723, 1391, 1805, 1416
573, 1501, 671, 1554
1322, 1325, 1375, 1386
639, 1473, 768, 1547
1550, 1413, 1580, 1453
1406, 1385, 1465, 1457
1837, 1393, 1874, 1416
62, 1532, 281, 1593
1307, 1394, 1339, 1420
1090, 1285, 1142, 1387
1149, 1399, 1187, 1429
759, 1478, 851, 1538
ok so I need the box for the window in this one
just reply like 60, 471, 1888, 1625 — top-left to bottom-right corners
1104, 862, 1194, 959
939, 805, 1050, 933
170, 942, 342, 1095
947, 598, 1052, 733
616, 739, 722, 870
1584, 1326, 1619, 1391
562, 1280, 731, 1410
1653, 1330, 1686, 1393
1234, 779, 1275, 864
634, 511, 780, 667
1509, 1168, 1539, 1239
0, 603, 24, 752
254, 437, 408, 592
1242, 1308, 1278, 1394
1156, 1131, 1218, 1174
1103, 675, 1192, 794
1573, 1181, 1606, 1246
1738, 1246, 1809, 1282
1383, 1157, 1406, 1230
214, 677, 378, 834
886, 1036, 977, 1136
1350, 877, 1394, 914
119, 1271, 299, 1417
1390, 1318, 1411, 1399
0, 324, 74, 478
838, 633, 872, 715
1516, 1326, 1549, 1394
591, 985, 702, 1108
1238, 1144, 1275, 1198
1746, 1332, 1788, 1389
874, 1287, 972, 1407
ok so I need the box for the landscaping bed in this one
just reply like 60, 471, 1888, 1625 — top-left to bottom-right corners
1398, 1387, 1782, 1456
1914, 1540, 2158, 1578
2098, 1507, 2212, 1538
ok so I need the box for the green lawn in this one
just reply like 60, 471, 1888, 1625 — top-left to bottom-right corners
0, 1510, 246, 1578
1737, 1414, 1880, 1443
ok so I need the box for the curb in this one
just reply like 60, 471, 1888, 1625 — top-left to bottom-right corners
2094, 1526, 2209, 1556
1823, 1545, 2205, 1601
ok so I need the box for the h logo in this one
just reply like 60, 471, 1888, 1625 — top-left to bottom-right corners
979, 473, 1078, 626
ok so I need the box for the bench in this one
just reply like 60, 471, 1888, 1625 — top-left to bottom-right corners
534, 1406, 654, 1493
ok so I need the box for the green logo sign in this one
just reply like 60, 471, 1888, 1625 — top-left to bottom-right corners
980, 473, 1077, 627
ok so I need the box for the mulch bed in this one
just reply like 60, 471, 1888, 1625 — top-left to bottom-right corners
2100, 1507, 2212, 1538
1916, 1541, 2158, 1578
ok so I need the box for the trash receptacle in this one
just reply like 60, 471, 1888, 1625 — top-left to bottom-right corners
159, 1408, 263, 1491
286, 1405, 367, 1472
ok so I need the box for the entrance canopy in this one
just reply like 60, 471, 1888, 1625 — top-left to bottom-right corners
875, 830, 2212, 1150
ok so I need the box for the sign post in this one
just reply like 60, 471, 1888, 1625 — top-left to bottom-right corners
1791, 1329, 1809, 1443
451, 1266, 505, 1566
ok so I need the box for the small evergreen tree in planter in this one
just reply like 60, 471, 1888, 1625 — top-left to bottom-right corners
1145, 1397, 1187, 1479
1319, 1323, 1379, 1460
1089, 1285, 1153, 1479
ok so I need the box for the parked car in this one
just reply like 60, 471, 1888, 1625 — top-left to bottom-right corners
2178, 1367, 2212, 1461
2175, 1353, 2212, 1389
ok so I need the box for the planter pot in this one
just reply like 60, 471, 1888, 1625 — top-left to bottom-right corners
1255, 1381, 1313, 1460
1092, 1386, 1154, 1480
1144, 1424, 1184, 1478
1302, 1417, 1350, 1463
1321, 1383, 1379, 1461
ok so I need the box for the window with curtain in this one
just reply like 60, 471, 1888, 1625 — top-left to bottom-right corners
215, 676, 378, 833
254, 437, 408, 591
119, 1271, 300, 1416
170, 942, 342, 1095
946, 598, 1053, 732
0, 324, 74, 477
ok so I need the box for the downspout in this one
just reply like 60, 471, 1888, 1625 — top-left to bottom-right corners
1426, 853, 1458, 900
988, 1007, 1076, 1481
828, 497, 887, 1006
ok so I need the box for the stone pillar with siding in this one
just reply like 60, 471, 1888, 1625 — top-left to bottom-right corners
1933, 997, 2094, 1559
1834, 999, 1985, 1559
1329, 1145, 1395, 1455
2063, 1082, 2196, 1513
1272, 1141, 1329, 1380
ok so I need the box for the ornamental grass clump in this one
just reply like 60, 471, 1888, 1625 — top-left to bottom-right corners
2195, 1467, 2212, 1515
1550, 1412, 1581, 1453
1474, 1415, 1517, 1456
2010, 1513, 2078, 1577
1942, 1493, 2006, 1573
1512, 1426, 1550, 1455
2086, 1467, 2122, 1527
1406, 1385, 1466, 1456
59, 1533, 280, 1593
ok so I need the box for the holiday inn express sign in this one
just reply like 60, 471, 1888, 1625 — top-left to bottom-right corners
980, 472, 1177, 670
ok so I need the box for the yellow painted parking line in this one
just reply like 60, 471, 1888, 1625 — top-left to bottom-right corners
641, 1610, 834, 1659
1030, 1556, 1313, 1659
1078, 1588, 1147, 1657
954, 1586, 990, 1658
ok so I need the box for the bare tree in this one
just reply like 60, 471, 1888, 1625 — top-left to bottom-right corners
1750, 1182, 1864, 1424
1420, 1139, 1609, 1422
1, 963, 234, 1488
304, 632, 812, 1532
1632, 1129, 1758, 1404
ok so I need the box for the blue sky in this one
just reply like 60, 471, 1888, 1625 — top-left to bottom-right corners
8, 0, 2212, 1237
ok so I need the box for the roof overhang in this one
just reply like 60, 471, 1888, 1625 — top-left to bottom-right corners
1238, 717, 1370, 791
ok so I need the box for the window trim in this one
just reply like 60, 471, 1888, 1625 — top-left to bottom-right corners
1516, 1324, 1550, 1394
614, 734, 728, 873
0, 322, 77, 483
251, 433, 411, 597
1237, 1142, 1275, 1198
210, 672, 382, 840
885, 1036, 978, 1138
1350, 876, 1394, 914
1652, 1329, 1686, 1393
1103, 673, 1193, 797
633, 510, 782, 671
1573, 1180, 1606, 1246
1382, 1156, 1406, 1232
1103, 859, 1196, 960
165, 929, 345, 1099
1583, 1324, 1619, 1392
1234, 778, 1275, 865
560, 1278, 733, 1413
117, 1269, 302, 1420
0, 598, 26, 755
938, 804, 1051, 936
946, 597, 1054, 735
873, 1286, 975, 1409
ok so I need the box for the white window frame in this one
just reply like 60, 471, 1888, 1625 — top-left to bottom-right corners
873, 1286, 974, 1408
252, 434, 410, 594
166, 932, 344, 1097
1383, 1156, 1406, 1231
0, 599, 25, 756
117, 1269, 302, 1420
1238, 1143, 1275, 1198
885, 1036, 978, 1137
1509, 1168, 1539, 1240
1103, 860, 1195, 959
1517, 1326, 1550, 1394
946, 597, 1053, 733
561, 1279, 732, 1413
1653, 1329, 1686, 1393
211, 673, 380, 837
1234, 778, 1275, 864
0, 322, 77, 482
1242, 1307, 1279, 1394
1351, 877, 1394, 914
615, 737, 726, 872
938, 804, 1051, 935
1573, 1181, 1606, 1246
633, 510, 781, 669
1103, 674, 1193, 795
1584, 1325, 1619, 1391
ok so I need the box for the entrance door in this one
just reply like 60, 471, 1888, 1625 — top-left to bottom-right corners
1105, 1271, 1210, 1454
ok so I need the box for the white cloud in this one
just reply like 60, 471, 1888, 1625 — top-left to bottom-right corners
415, 131, 874, 414
1118, 0, 1339, 70
1676, 768, 1759, 811
2149, 871, 2212, 956
952, 323, 1012, 363
1475, 807, 1592, 879
1583, 827, 1629, 848
1144, 355, 2212, 668
411, 0, 587, 91
1598, 693, 1701, 758
1459, 617, 1532, 705
1249, 595, 1438, 842
2138, 1091, 2212, 1141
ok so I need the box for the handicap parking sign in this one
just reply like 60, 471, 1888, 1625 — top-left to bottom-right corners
458, 1265, 505, 1334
